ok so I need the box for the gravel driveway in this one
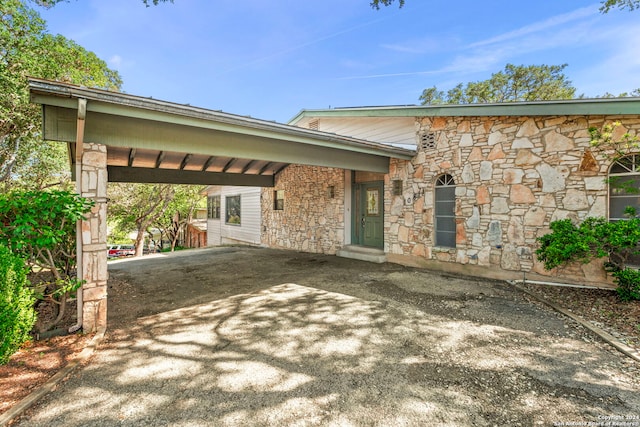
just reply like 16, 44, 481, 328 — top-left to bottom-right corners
14, 247, 640, 426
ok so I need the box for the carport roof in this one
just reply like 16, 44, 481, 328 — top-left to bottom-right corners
29, 78, 415, 186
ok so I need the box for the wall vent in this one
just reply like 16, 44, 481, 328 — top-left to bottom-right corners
309, 119, 319, 130
419, 132, 436, 150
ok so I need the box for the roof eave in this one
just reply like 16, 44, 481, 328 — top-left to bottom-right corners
290, 98, 640, 121
28, 78, 415, 161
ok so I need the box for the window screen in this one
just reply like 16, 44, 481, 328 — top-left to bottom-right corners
435, 174, 456, 248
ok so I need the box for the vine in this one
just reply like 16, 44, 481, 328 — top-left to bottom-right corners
536, 121, 640, 300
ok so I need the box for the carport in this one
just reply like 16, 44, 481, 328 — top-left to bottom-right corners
28, 78, 414, 332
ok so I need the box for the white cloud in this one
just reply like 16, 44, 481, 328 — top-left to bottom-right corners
108, 55, 123, 68
572, 23, 640, 96
468, 4, 600, 48
338, 4, 603, 82
381, 36, 451, 55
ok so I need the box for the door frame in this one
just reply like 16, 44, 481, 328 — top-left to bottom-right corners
351, 178, 384, 249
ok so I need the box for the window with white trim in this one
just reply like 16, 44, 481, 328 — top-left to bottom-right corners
207, 195, 220, 219
609, 154, 640, 220
435, 174, 456, 248
226, 195, 241, 225
609, 155, 640, 266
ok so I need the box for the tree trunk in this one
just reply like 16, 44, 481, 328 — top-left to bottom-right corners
38, 291, 68, 333
134, 227, 146, 257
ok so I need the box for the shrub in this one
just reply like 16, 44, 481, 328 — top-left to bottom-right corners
536, 217, 640, 301
535, 217, 610, 270
0, 190, 93, 332
611, 268, 640, 301
0, 245, 36, 364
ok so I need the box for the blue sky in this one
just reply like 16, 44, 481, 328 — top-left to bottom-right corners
37, 0, 640, 123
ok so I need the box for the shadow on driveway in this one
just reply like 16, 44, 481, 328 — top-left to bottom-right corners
15, 247, 640, 426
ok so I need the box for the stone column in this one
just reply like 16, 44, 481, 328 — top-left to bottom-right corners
80, 143, 109, 332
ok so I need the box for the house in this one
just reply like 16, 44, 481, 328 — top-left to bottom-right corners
205, 185, 262, 246
258, 99, 640, 287
29, 78, 640, 332
28, 78, 413, 332
185, 208, 208, 249
185, 220, 207, 248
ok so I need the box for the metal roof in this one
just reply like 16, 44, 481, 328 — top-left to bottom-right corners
29, 78, 415, 186
289, 97, 640, 124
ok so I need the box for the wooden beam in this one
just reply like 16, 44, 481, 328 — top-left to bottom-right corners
155, 151, 165, 168
222, 158, 236, 173
274, 164, 289, 176
128, 148, 137, 167
107, 166, 274, 187
180, 153, 192, 170
258, 162, 273, 175
201, 156, 215, 172
241, 160, 256, 174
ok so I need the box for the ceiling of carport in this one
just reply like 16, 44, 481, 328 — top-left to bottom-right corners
29, 78, 415, 187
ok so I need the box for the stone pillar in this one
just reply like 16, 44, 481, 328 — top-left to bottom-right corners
80, 143, 108, 332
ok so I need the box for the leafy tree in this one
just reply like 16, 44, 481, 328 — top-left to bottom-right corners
594, 89, 640, 98
32, 0, 174, 6
107, 183, 176, 256
420, 64, 576, 105
600, 0, 640, 12
370, 0, 639, 11
590, 121, 640, 161
33, 0, 639, 13
370, 0, 405, 9
0, 0, 122, 189
0, 190, 93, 331
153, 185, 205, 252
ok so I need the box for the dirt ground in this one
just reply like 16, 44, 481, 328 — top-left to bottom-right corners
7, 246, 640, 426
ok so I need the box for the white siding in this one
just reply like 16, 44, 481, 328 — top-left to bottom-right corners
207, 219, 222, 246
293, 117, 416, 149
206, 186, 261, 246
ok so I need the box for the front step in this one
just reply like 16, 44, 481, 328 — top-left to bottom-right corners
336, 245, 386, 264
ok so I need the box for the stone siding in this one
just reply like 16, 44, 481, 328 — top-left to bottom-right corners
261, 165, 345, 254
387, 115, 640, 285
80, 143, 108, 332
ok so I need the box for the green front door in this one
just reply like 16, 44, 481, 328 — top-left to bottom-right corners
357, 181, 384, 248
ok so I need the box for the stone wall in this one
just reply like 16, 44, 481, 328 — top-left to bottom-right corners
80, 143, 108, 332
387, 115, 640, 286
261, 165, 345, 254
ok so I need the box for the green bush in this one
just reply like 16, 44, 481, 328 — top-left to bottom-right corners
611, 268, 640, 301
536, 217, 640, 301
0, 190, 92, 332
0, 245, 36, 364
535, 218, 610, 269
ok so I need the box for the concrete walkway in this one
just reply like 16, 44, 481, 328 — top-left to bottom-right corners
12, 247, 640, 426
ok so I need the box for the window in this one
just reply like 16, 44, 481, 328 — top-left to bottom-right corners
435, 174, 456, 248
609, 155, 640, 266
226, 195, 241, 225
274, 190, 284, 210
207, 195, 220, 219
609, 154, 640, 220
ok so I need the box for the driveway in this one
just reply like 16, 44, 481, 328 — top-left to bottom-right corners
14, 247, 640, 426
